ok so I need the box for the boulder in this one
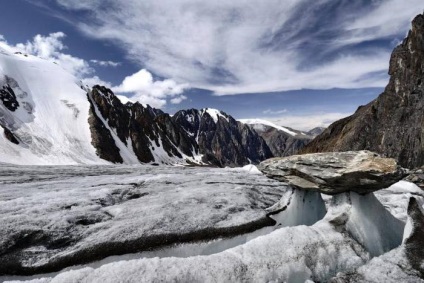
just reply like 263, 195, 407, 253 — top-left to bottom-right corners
258, 151, 407, 195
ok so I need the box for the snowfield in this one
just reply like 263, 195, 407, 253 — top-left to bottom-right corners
0, 46, 105, 165
1, 164, 424, 282
0, 164, 289, 279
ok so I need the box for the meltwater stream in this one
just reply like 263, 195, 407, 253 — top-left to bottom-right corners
1, 189, 327, 282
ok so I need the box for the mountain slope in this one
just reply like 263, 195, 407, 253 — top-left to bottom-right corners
172, 109, 273, 166
302, 13, 424, 169
89, 85, 200, 165
0, 46, 105, 165
239, 119, 313, 157
0, 47, 275, 167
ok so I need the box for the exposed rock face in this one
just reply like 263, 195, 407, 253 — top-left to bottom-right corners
87, 95, 123, 163
0, 84, 19, 112
404, 167, 424, 189
258, 151, 407, 194
89, 85, 199, 164
1, 125, 19, 144
307, 127, 326, 138
87, 88, 273, 167
172, 108, 273, 167
302, 14, 424, 169
244, 123, 311, 157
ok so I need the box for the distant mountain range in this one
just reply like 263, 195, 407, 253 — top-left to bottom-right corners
0, 46, 321, 166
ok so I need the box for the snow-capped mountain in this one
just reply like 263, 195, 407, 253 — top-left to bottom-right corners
0, 46, 106, 165
173, 109, 272, 166
0, 47, 276, 167
239, 118, 314, 157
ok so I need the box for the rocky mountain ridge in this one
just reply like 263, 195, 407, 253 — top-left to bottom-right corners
0, 38, 318, 167
302, 13, 424, 169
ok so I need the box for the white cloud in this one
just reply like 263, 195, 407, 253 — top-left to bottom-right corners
0, 32, 187, 108
269, 112, 351, 131
113, 69, 189, 108
170, 95, 187, 104
82, 76, 113, 89
263, 109, 288, 115
14, 32, 92, 77
50, 0, 422, 95
90, 59, 121, 67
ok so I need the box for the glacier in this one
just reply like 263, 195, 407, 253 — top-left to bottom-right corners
1, 163, 423, 283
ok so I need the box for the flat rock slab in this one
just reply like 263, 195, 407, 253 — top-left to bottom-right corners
258, 151, 407, 195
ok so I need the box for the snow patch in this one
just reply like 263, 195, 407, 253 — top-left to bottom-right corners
202, 108, 229, 123
238, 118, 297, 136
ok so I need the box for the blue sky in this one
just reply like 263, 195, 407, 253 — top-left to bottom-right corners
0, 0, 422, 130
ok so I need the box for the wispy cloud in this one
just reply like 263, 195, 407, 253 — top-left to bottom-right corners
0, 33, 188, 108
47, 0, 422, 95
89, 59, 121, 67
263, 109, 288, 115
270, 112, 351, 131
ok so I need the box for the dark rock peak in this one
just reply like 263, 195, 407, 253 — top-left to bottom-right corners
1, 125, 19, 144
88, 86, 198, 164
405, 197, 424, 277
0, 82, 19, 112
302, 13, 424, 169
172, 108, 272, 167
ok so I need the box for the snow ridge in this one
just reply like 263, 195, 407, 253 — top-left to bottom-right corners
0, 48, 106, 165
239, 118, 297, 136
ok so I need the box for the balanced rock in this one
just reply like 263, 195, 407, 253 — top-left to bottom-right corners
258, 150, 407, 195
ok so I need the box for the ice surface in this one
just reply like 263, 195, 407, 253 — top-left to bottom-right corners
268, 188, 327, 227
332, 246, 424, 282
9, 221, 369, 283
0, 164, 288, 277
345, 192, 404, 257
375, 180, 424, 222
1, 168, 421, 282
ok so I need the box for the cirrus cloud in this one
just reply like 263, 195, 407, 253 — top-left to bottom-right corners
44, 0, 423, 95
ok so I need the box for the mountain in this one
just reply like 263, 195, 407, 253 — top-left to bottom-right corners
172, 109, 273, 167
306, 127, 326, 138
239, 119, 313, 157
0, 47, 105, 165
0, 46, 276, 167
302, 13, 424, 169
89, 85, 200, 165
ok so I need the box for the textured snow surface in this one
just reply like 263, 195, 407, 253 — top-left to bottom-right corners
375, 180, 424, 222
0, 47, 105, 165
1, 163, 421, 282
8, 222, 370, 283
238, 118, 297, 136
0, 164, 288, 279
332, 246, 424, 282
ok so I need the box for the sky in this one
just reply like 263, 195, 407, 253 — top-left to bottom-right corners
0, 0, 422, 130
